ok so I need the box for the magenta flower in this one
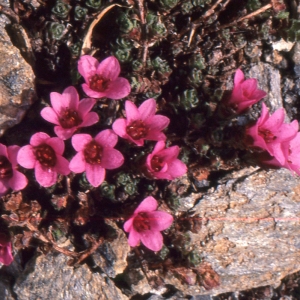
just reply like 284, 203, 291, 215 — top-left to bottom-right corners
112, 99, 170, 146
227, 69, 267, 114
246, 103, 298, 165
264, 133, 300, 176
69, 130, 124, 187
123, 196, 173, 251
0, 144, 27, 196
41, 86, 99, 140
0, 234, 13, 266
145, 141, 187, 180
78, 55, 131, 99
17, 132, 70, 187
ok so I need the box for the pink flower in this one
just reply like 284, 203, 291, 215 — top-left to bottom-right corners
112, 99, 170, 146
123, 196, 173, 251
264, 132, 300, 175
0, 234, 13, 265
69, 130, 124, 187
41, 86, 99, 140
246, 103, 298, 165
0, 144, 28, 196
17, 132, 70, 187
78, 55, 131, 99
145, 141, 187, 180
227, 69, 267, 113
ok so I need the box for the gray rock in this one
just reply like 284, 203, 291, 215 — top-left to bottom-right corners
248, 63, 282, 114
13, 251, 128, 300
0, 13, 36, 136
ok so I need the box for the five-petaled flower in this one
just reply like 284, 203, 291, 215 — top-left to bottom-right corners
17, 132, 70, 187
78, 55, 131, 99
0, 143, 28, 197
112, 99, 170, 146
0, 234, 13, 266
145, 141, 187, 180
246, 103, 298, 165
41, 86, 99, 140
123, 196, 173, 251
69, 130, 124, 187
227, 69, 267, 114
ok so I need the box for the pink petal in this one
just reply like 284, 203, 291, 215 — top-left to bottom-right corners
0, 144, 7, 157
7, 145, 20, 167
234, 69, 245, 85
78, 98, 96, 118
69, 152, 86, 173
54, 126, 77, 140
78, 55, 99, 83
0, 242, 13, 266
30, 132, 50, 147
135, 196, 158, 214
145, 131, 167, 142
105, 78, 131, 100
101, 148, 124, 169
112, 119, 127, 138
17, 145, 36, 169
152, 141, 166, 155
82, 84, 107, 99
251, 89, 267, 100
146, 115, 170, 131
72, 134, 92, 152
9, 170, 28, 191
54, 155, 70, 175
96, 56, 120, 81
268, 142, 286, 165
138, 98, 156, 121
127, 227, 141, 247
80, 112, 99, 127
35, 163, 57, 187
242, 79, 257, 96
49, 92, 63, 115
275, 121, 298, 142
125, 101, 140, 123
156, 146, 180, 162
59, 86, 79, 111
258, 103, 270, 125
147, 211, 173, 231
46, 137, 65, 155
123, 217, 134, 232
165, 159, 187, 179
85, 163, 105, 187
95, 129, 118, 148
140, 230, 163, 251
49, 87, 78, 114
40, 107, 59, 125
263, 108, 285, 131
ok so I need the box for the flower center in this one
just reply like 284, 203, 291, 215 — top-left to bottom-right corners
133, 212, 151, 232
126, 120, 149, 140
89, 74, 110, 92
151, 155, 165, 172
59, 109, 82, 129
0, 156, 13, 179
35, 144, 57, 168
258, 129, 277, 143
84, 140, 102, 165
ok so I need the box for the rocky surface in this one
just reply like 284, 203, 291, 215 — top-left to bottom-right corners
0, 1, 36, 136
120, 167, 300, 297
13, 247, 128, 300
